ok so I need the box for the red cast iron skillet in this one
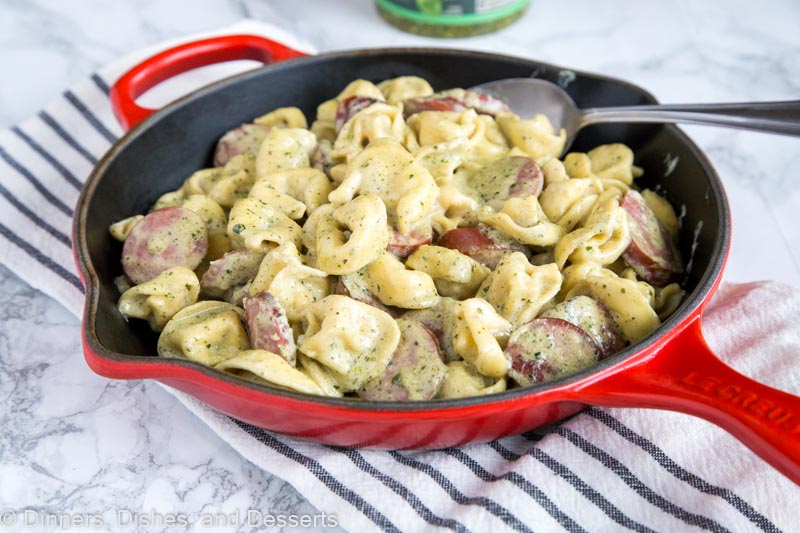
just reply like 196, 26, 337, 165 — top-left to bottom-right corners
73, 35, 800, 484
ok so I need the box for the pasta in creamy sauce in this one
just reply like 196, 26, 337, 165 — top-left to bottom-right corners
110, 76, 685, 400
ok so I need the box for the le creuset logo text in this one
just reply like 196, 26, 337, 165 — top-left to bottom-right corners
681, 371, 799, 433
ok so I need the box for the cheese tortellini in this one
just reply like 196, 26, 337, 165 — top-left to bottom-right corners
216, 350, 324, 395
158, 301, 250, 365
363, 252, 439, 309
497, 112, 566, 160
109, 215, 143, 242
111, 76, 686, 400
118, 266, 200, 331
406, 245, 490, 300
478, 196, 563, 247
329, 139, 438, 234
249, 242, 330, 321
554, 194, 631, 268
171, 154, 256, 209
227, 197, 303, 253
315, 194, 389, 274
561, 262, 660, 343
299, 295, 401, 392
479, 253, 563, 327
564, 143, 643, 185
452, 298, 512, 378
377, 76, 433, 105
256, 127, 317, 178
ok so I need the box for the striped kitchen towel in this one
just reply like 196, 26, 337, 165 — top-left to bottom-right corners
1, 20, 797, 532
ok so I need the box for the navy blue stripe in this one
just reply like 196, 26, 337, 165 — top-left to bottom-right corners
390, 451, 533, 533
38, 111, 99, 165
549, 427, 731, 532
91, 73, 111, 96
331, 447, 468, 533
490, 440, 656, 533
64, 90, 119, 144
428, 448, 584, 531
231, 420, 400, 532
0, 145, 74, 217
585, 408, 781, 533
0, 182, 71, 247
12, 127, 83, 191
0, 222, 83, 291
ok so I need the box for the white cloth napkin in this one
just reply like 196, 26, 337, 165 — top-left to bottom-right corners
1, 20, 798, 532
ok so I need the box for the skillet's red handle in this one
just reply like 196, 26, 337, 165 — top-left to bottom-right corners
109, 34, 308, 131
574, 316, 800, 485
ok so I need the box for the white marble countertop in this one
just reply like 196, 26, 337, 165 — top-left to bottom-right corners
1, 0, 799, 531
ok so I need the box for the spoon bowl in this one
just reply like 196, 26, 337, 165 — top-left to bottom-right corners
473, 77, 800, 154
472, 78, 583, 149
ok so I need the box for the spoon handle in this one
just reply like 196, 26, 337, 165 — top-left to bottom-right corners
581, 101, 800, 136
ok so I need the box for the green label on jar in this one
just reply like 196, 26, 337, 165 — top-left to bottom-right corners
376, 0, 528, 25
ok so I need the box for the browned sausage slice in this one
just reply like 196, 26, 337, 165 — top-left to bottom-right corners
403, 89, 511, 118
465, 156, 543, 209
122, 207, 208, 284
403, 297, 459, 362
437, 225, 530, 269
505, 317, 601, 387
311, 138, 335, 178
387, 225, 433, 259
243, 291, 296, 365
200, 250, 264, 298
226, 281, 251, 308
335, 95, 381, 132
213, 123, 271, 167
359, 318, 446, 401
404, 96, 466, 116
622, 190, 683, 287
450, 89, 513, 116
540, 295, 627, 358
335, 270, 400, 317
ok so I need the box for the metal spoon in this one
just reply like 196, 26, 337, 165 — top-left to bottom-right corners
472, 78, 800, 152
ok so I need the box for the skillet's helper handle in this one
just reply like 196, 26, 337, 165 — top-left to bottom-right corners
574, 316, 800, 485
110, 34, 307, 130
582, 101, 800, 137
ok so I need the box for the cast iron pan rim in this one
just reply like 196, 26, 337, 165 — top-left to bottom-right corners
74, 47, 731, 413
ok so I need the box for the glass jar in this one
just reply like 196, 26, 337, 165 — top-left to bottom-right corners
375, 0, 529, 38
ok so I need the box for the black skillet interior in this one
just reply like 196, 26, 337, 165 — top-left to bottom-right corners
82, 49, 724, 360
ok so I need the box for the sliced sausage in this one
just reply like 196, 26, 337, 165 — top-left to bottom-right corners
122, 207, 208, 285
226, 281, 251, 308
404, 96, 466, 116
243, 291, 296, 365
335, 95, 381, 132
437, 224, 530, 269
448, 89, 513, 117
200, 250, 264, 298
505, 317, 602, 387
403, 297, 459, 362
335, 270, 400, 317
540, 295, 627, 357
465, 156, 543, 209
311, 138, 335, 178
359, 318, 447, 401
213, 123, 271, 167
403, 89, 511, 118
387, 225, 433, 259
622, 190, 683, 287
